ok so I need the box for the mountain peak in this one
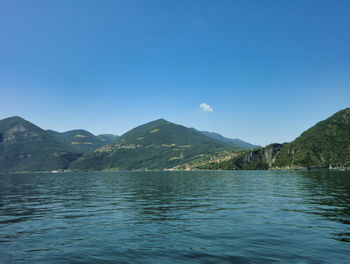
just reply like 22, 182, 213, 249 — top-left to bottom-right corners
0, 116, 47, 138
70, 118, 235, 171
149, 118, 172, 125
0, 116, 81, 172
1, 116, 28, 124
273, 107, 350, 169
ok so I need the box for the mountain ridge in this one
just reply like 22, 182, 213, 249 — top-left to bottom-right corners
47, 129, 116, 153
199, 130, 260, 149
1, 108, 349, 172
0, 116, 81, 172
273, 107, 350, 169
70, 118, 239, 171
204, 107, 350, 170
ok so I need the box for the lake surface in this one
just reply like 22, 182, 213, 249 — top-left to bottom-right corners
0, 170, 350, 263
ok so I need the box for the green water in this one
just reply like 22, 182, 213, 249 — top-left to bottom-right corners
0, 170, 349, 263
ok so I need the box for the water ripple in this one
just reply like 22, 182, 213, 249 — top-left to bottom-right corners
1, 170, 350, 263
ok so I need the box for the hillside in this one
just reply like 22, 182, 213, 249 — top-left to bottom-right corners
198, 144, 283, 170
2, 108, 348, 172
98, 134, 119, 143
70, 119, 236, 171
200, 131, 260, 149
204, 107, 350, 170
47, 129, 116, 153
273, 108, 350, 169
0, 117, 81, 172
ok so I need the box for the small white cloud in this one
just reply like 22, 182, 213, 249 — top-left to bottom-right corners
200, 102, 213, 112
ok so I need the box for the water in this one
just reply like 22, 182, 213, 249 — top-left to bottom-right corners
0, 170, 350, 263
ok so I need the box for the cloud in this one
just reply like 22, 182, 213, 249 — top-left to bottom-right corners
200, 102, 213, 112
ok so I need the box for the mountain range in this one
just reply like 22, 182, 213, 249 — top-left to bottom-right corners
46, 129, 117, 153
0, 116, 251, 172
199, 131, 260, 149
0, 117, 81, 172
0, 107, 349, 172
70, 119, 237, 171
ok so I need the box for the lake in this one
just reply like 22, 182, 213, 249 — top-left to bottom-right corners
0, 170, 349, 263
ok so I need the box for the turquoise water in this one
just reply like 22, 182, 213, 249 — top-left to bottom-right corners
0, 170, 349, 263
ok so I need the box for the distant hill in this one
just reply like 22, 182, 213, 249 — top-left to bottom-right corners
47, 129, 116, 153
0, 117, 81, 172
273, 108, 350, 169
70, 119, 237, 171
199, 131, 260, 149
98, 134, 119, 143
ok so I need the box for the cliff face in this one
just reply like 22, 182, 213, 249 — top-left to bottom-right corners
263, 143, 284, 167
236, 143, 283, 170
2, 123, 41, 145
244, 144, 282, 166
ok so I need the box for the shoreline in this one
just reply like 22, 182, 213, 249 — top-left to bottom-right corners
2, 167, 350, 174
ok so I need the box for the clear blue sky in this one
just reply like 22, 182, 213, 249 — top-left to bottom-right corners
1, 0, 349, 146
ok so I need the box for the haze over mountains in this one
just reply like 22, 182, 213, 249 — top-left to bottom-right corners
0, 107, 349, 172
199, 131, 260, 149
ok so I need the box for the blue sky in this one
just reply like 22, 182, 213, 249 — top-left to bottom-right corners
1, 0, 349, 146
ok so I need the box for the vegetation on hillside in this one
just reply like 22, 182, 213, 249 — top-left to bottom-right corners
0, 117, 81, 172
47, 129, 116, 153
204, 108, 350, 170
193, 144, 283, 170
2, 108, 349, 172
199, 131, 260, 149
273, 108, 350, 169
70, 119, 238, 171
98, 134, 119, 143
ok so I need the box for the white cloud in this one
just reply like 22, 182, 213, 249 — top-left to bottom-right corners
200, 102, 213, 112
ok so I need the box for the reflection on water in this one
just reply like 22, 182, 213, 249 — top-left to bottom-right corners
0, 170, 350, 263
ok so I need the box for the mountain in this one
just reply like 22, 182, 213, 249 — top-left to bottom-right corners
70, 119, 236, 171
200, 131, 260, 149
208, 108, 350, 170
273, 108, 350, 169
199, 144, 283, 170
47, 129, 116, 153
3, 108, 348, 172
98, 134, 119, 143
0, 117, 81, 172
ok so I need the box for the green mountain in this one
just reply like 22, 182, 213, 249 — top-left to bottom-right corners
0, 117, 81, 172
70, 118, 236, 171
2, 108, 348, 172
98, 134, 119, 143
208, 108, 350, 170
273, 107, 350, 169
199, 131, 260, 149
47, 129, 116, 153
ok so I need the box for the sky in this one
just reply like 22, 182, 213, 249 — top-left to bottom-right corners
1, 0, 349, 146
